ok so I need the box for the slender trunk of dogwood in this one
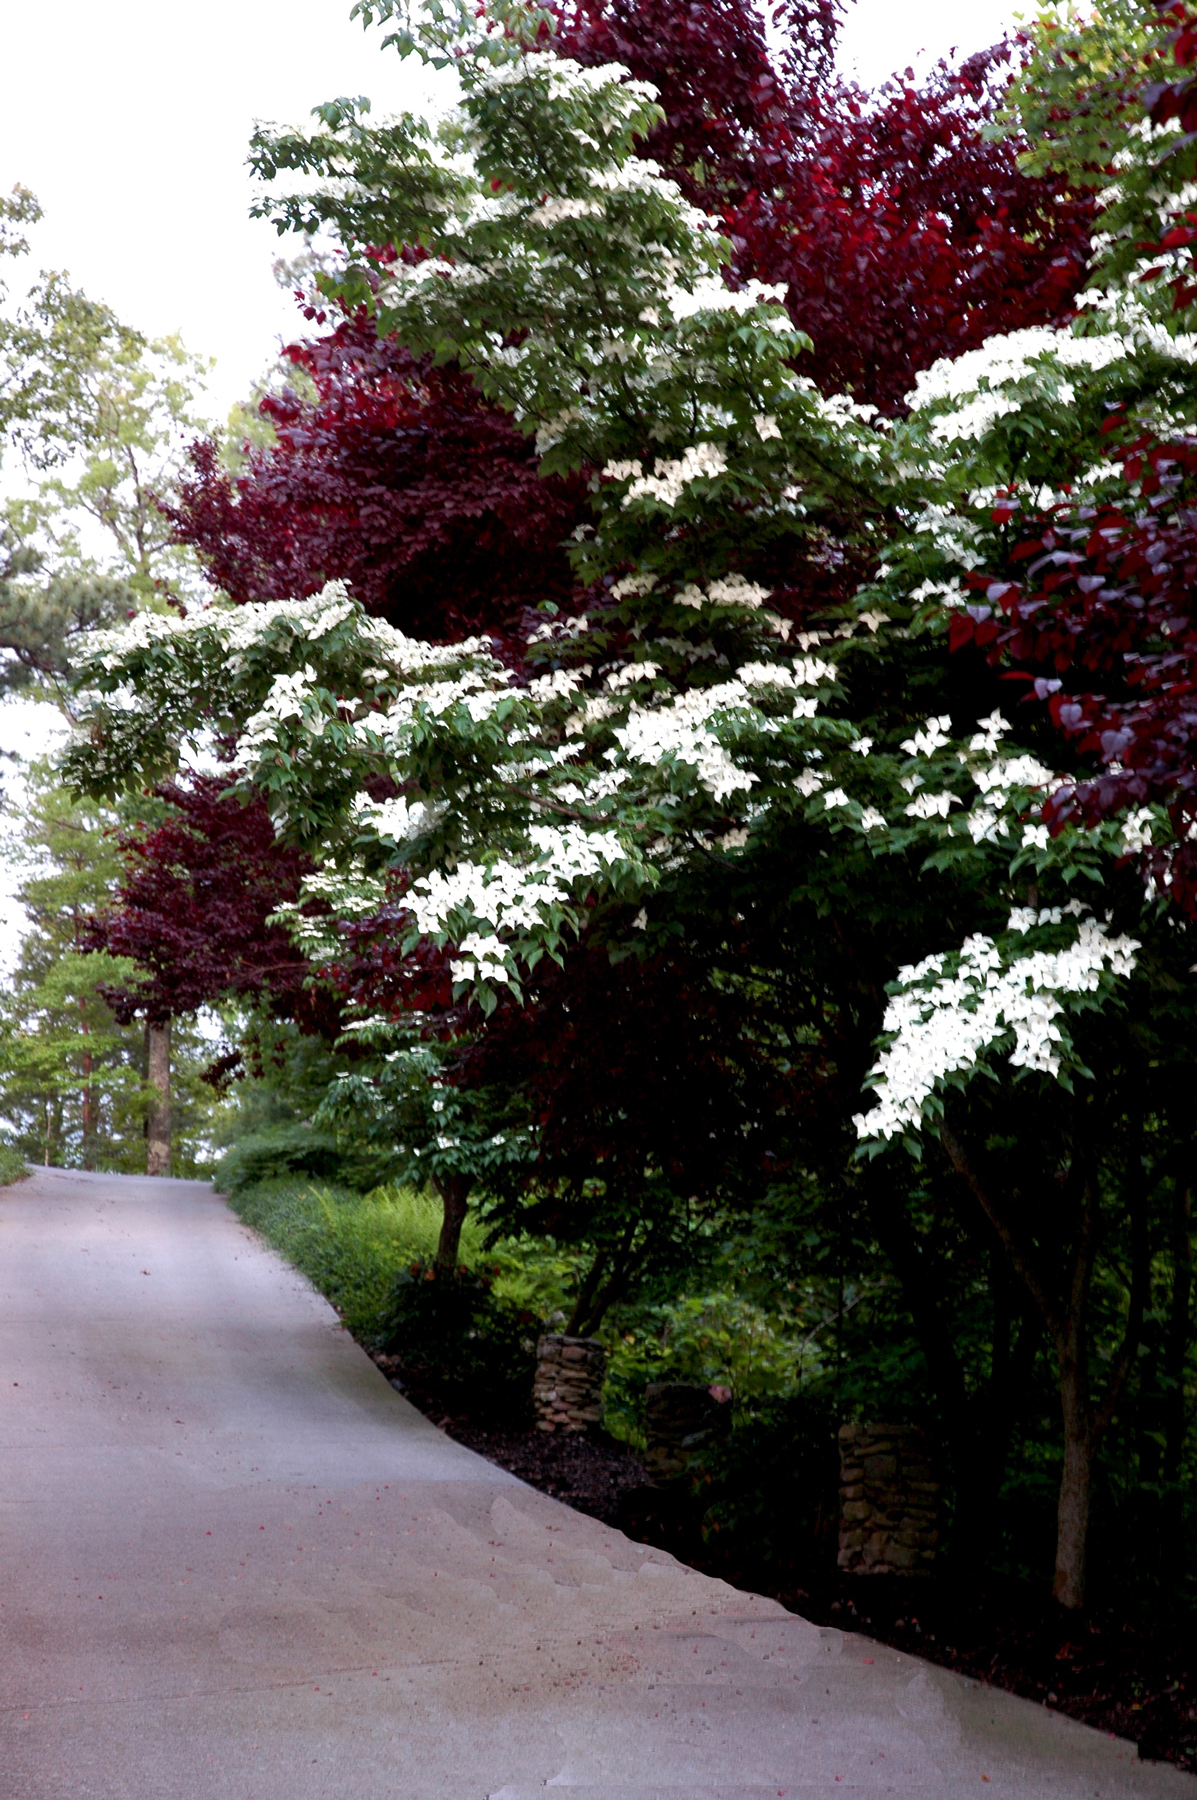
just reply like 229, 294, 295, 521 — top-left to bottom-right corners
145, 1020, 171, 1178
431, 1173, 471, 1269
1053, 1334, 1093, 1609
1051, 1172, 1097, 1611
565, 1246, 609, 1337
940, 1121, 1146, 1613
1164, 1185, 1193, 1486
569, 1214, 661, 1336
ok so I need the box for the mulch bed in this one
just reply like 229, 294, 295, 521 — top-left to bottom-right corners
371, 1352, 649, 1519
370, 1349, 1197, 1776
790, 1582, 1197, 1775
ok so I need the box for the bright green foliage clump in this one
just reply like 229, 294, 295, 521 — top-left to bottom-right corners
214, 1122, 394, 1199
226, 1174, 571, 1343
0, 1142, 28, 1185
227, 1179, 432, 1343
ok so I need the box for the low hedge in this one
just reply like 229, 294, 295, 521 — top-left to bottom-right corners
0, 1144, 28, 1186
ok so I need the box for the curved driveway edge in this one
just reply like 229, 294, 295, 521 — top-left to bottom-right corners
1, 1167, 1191, 1799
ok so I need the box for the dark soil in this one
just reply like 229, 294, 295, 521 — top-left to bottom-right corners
371, 1350, 649, 1519
788, 1580, 1197, 1776
370, 1349, 1197, 1776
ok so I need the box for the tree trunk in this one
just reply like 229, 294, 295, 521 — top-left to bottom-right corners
567, 1214, 658, 1336
1053, 1343, 1094, 1609
145, 1020, 171, 1178
430, 1172, 471, 1269
1163, 1184, 1193, 1486
80, 1003, 94, 1172
940, 1120, 1148, 1614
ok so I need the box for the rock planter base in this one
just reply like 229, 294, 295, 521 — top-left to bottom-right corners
533, 1334, 606, 1433
837, 1421, 940, 1575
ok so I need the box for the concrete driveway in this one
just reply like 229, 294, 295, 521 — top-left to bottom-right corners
1, 1166, 1191, 1799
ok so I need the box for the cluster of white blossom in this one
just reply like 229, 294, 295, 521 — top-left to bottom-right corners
614, 687, 759, 802
528, 195, 607, 226
901, 715, 953, 758
674, 573, 772, 610
906, 313, 1197, 450
610, 658, 833, 801
660, 274, 789, 324
84, 588, 357, 675
485, 49, 656, 108
404, 822, 636, 985
1118, 806, 1156, 855
353, 792, 447, 849
854, 912, 1140, 1141
905, 790, 957, 820
604, 442, 729, 509
929, 392, 1021, 444
907, 326, 1134, 414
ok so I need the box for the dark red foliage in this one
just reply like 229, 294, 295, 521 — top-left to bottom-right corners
553, 0, 843, 208
87, 776, 336, 1032
953, 440, 1197, 912
322, 894, 457, 1020
452, 934, 813, 1211
1149, 1, 1197, 134
731, 50, 1093, 412
554, 2, 1092, 412
164, 317, 588, 643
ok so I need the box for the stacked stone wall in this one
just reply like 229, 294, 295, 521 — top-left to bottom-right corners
533, 1335, 606, 1433
837, 1422, 940, 1575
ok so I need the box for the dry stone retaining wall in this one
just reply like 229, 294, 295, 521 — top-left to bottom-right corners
533, 1334, 606, 1433
837, 1422, 940, 1575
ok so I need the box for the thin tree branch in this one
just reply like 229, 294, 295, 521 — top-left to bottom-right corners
939, 1119, 1066, 1349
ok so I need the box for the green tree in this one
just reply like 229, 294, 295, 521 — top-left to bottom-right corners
0, 190, 213, 696
0, 761, 228, 1172
0, 186, 136, 471
31, 329, 214, 612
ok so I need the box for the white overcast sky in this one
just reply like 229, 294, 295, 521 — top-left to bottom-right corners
0, 0, 1021, 966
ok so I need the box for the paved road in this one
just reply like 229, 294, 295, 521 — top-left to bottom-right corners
1, 1167, 1192, 1800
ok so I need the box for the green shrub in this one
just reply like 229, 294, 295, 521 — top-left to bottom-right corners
0, 1143, 28, 1185
357, 1181, 487, 1264
215, 1123, 388, 1198
604, 1287, 805, 1446
381, 1257, 537, 1419
695, 1395, 840, 1587
228, 1177, 422, 1341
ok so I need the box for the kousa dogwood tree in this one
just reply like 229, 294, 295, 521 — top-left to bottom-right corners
149, 0, 1098, 1251
69, 1, 1195, 1605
